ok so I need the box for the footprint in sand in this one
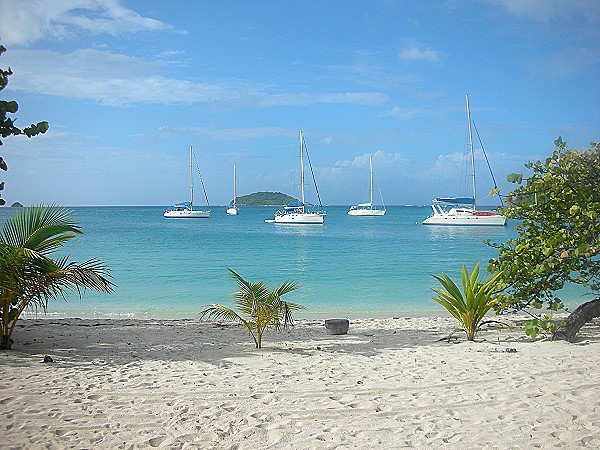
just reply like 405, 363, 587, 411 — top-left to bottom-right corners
250, 392, 278, 403
0, 397, 15, 405
148, 435, 167, 447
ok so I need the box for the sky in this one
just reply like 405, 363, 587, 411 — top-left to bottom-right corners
0, 0, 599, 207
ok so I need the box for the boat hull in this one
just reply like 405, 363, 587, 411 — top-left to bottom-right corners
164, 209, 211, 218
348, 208, 386, 216
226, 207, 239, 216
272, 212, 325, 224
423, 212, 506, 226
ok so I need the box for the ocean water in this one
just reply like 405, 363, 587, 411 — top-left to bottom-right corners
1, 205, 531, 319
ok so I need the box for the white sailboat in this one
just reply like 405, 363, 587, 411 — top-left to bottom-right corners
423, 95, 506, 226
164, 145, 211, 219
266, 130, 326, 224
348, 155, 386, 216
226, 164, 239, 215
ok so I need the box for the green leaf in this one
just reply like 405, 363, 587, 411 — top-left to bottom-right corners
0, 100, 18, 114
524, 320, 540, 338
506, 173, 523, 184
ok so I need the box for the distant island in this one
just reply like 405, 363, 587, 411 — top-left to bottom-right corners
233, 192, 297, 206
11, 202, 23, 208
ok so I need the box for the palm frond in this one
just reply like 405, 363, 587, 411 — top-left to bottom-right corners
469, 262, 481, 288
432, 273, 463, 303
228, 268, 253, 293
273, 280, 299, 298
200, 304, 246, 324
280, 301, 302, 328
58, 259, 116, 294
0, 205, 81, 253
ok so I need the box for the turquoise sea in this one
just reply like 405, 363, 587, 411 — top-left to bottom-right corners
6, 204, 586, 319
1, 205, 543, 319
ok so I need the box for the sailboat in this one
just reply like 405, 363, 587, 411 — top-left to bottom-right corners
164, 145, 211, 219
423, 95, 506, 226
226, 164, 239, 215
348, 155, 386, 216
265, 129, 326, 224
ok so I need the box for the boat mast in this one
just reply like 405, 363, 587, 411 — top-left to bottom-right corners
369, 156, 373, 207
299, 129, 305, 206
466, 94, 476, 209
189, 145, 194, 209
233, 164, 237, 207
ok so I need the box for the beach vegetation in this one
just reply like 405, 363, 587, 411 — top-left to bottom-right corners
200, 269, 302, 348
488, 138, 600, 341
0, 205, 114, 350
1, 45, 49, 206
432, 262, 504, 341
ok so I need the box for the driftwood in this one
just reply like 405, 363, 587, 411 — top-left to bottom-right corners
553, 297, 600, 342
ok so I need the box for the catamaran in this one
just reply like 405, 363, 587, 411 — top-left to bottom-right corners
164, 145, 211, 219
226, 164, 239, 215
423, 95, 506, 226
348, 155, 386, 216
266, 130, 326, 224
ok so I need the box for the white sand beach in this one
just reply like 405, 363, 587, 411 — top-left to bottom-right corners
2, 317, 599, 449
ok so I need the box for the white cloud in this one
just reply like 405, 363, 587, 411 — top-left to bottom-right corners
335, 149, 407, 169
418, 148, 507, 181
4, 48, 389, 108
4, 49, 227, 106
380, 106, 426, 120
158, 50, 186, 58
399, 46, 441, 63
0, 0, 176, 47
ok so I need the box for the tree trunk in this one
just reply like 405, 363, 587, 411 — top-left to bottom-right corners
1, 333, 12, 350
553, 297, 600, 342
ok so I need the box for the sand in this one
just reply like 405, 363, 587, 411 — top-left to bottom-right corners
1, 316, 599, 449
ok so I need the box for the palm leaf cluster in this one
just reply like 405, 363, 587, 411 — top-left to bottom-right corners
432, 262, 503, 341
200, 268, 302, 348
1, 205, 114, 349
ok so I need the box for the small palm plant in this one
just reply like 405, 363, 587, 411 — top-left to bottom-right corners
200, 269, 303, 348
1, 205, 114, 350
431, 262, 504, 341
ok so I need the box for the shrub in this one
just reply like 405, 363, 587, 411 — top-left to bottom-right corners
200, 269, 302, 348
432, 262, 503, 341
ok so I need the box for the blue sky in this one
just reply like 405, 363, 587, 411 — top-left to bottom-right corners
1, 0, 598, 206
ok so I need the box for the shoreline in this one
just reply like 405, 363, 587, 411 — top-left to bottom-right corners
20, 309, 448, 321
20, 306, 569, 321
2, 317, 599, 448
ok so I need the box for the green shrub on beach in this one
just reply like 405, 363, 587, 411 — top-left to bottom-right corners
200, 269, 303, 348
488, 138, 600, 341
0, 205, 114, 350
431, 262, 504, 341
